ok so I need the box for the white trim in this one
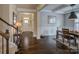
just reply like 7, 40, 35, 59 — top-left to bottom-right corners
33, 34, 37, 37
37, 36, 40, 40
17, 8, 37, 13
37, 12, 41, 40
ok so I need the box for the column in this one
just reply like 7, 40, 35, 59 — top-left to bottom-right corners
37, 11, 41, 39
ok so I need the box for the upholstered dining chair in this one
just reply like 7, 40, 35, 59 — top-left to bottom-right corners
62, 28, 75, 46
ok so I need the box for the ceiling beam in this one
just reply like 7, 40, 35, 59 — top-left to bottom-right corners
52, 4, 69, 12
37, 4, 47, 11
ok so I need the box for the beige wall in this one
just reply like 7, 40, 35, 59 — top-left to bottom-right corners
0, 5, 2, 17
0, 4, 17, 42
0, 5, 10, 50
0, 4, 9, 32
0, 4, 17, 53
0, 5, 3, 31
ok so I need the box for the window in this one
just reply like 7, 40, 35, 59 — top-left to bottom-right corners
48, 16, 56, 24
23, 17, 29, 24
24, 20, 29, 23
74, 13, 79, 31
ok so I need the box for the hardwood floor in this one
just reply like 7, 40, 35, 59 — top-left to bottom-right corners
16, 35, 76, 54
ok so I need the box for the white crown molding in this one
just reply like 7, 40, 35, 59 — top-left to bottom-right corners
53, 5, 79, 14
17, 8, 37, 13
64, 7, 79, 14
37, 4, 47, 11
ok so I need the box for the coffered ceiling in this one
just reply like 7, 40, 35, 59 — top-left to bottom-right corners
16, 4, 79, 14
41, 4, 79, 14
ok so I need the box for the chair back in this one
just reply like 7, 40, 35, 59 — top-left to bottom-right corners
62, 28, 69, 35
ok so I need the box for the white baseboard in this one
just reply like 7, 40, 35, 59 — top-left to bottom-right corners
33, 34, 37, 37
37, 36, 40, 40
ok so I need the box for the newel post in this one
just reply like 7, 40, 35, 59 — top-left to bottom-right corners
16, 27, 19, 44
5, 29, 9, 54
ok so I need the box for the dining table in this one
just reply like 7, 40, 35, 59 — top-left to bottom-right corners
56, 30, 79, 46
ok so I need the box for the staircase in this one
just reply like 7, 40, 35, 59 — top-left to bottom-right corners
0, 18, 18, 54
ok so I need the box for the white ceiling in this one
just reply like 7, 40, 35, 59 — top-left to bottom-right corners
16, 4, 39, 9
42, 4, 66, 10
42, 4, 79, 14
16, 4, 79, 14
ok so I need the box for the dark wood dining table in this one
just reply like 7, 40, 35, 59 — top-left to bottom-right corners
69, 31, 79, 46
57, 30, 79, 37
56, 30, 79, 46
69, 31, 79, 37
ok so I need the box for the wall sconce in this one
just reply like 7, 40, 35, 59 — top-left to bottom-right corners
15, 21, 21, 27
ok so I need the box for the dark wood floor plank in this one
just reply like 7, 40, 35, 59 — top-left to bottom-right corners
16, 34, 77, 54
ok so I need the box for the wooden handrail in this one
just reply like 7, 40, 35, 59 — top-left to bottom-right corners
0, 18, 18, 54
0, 18, 21, 54
0, 18, 17, 30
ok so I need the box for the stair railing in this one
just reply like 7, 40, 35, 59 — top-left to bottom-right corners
0, 18, 18, 54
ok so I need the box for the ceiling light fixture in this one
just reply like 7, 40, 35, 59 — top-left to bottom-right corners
69, 4, 77, 20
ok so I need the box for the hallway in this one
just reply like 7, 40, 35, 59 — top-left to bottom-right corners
0, 4, 79, 54
16, 35, 71, 54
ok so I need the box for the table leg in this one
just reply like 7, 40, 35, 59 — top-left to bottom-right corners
74, 37, 76, 46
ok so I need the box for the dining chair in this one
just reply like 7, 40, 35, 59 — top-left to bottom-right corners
62, 28, 75, 46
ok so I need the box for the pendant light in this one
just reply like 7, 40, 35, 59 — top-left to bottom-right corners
69, 4, 77, 19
